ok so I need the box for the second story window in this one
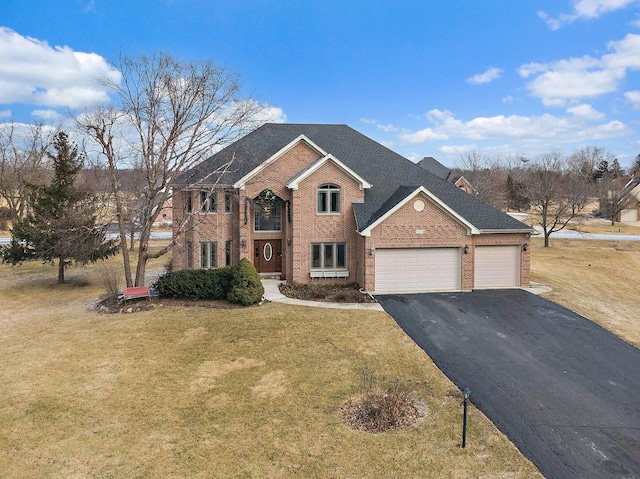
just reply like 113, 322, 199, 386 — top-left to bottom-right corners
317, 184, 340, 214
200, 190, 216, 212
254, 199, 282, 231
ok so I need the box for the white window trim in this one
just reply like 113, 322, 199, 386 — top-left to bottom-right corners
317, 184, 341, 214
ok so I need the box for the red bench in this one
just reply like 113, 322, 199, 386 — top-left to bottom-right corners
122, 286, 151, 303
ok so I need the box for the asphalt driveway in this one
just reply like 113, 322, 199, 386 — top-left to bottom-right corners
376, 290, 640, 479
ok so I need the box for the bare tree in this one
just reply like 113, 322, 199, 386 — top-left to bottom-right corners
78, 52, 264, 286
526, 151, 593, 247
568, 146, 614, 183
456, 150, 507, 207
0, 122, 53, 220
598, 175, 633, 225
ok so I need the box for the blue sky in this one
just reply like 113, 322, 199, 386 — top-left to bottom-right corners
1, 0, 639, 168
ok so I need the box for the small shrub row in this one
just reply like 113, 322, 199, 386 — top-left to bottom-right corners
153, 258, 264, 306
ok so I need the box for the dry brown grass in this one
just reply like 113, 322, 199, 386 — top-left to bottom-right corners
530, 238, 640, 347
0, 255, 542, 477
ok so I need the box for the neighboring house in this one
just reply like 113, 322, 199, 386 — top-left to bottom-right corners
417, 156, 477, 195
172, 124, 532, 293
616, 177, 640, 222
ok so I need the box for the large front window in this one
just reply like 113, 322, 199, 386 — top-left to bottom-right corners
311, 242, 346, 269
317, 184, 341, 214
254, 200, 282, 231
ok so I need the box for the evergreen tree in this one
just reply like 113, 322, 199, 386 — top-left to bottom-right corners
505, 174, 529, 211
1, 132, 119, 283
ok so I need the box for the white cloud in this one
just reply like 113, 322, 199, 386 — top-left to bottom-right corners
439, 144, 479, 154
624, 89, 640, 107
539, 0, 637, 30
31, 109, 63, 120
398, 108, 632, 147
0, 27, 120, 109
519, 33, 640, 106
254, 104, 287, 123
566, 103, 606, 119
359, 118, 399, 132
0, 109, 11, 118
466, 67, 503, 85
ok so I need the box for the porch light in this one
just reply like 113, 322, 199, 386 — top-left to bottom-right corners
369, 245, 375, 256
464, 245, 469, 254
241, 238, 247, 249
523, 243, 528, 251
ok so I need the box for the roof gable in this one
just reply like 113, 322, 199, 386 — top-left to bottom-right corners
360, 186, 479, 237
233, 135, 326, 189
286, 154, 372, 191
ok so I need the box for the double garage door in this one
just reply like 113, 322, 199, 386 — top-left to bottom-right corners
375, 246, 520, 293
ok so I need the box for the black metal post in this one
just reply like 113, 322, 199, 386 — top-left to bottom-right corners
461, 387, 471, 448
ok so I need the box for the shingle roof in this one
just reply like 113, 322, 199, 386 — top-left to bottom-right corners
417, 156, 453, 181
177, 123, 531, 233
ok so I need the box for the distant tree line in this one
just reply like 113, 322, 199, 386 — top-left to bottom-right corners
455, 146, 638, 246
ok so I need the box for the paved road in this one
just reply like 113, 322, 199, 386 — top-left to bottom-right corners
533, 228, 640, 241
377, 290, 640, 479
0, 230, 172, 246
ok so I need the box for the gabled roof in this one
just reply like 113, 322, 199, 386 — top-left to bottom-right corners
286, 154, 372, 191
176, 123, 531, 234
620, 177, 640, 200
359, 186, 480, 237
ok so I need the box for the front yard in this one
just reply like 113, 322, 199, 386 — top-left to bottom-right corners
0, 257, 541, 478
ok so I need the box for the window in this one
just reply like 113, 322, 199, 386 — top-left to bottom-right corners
224, 191, 232, 213
200, 242, 217, 269
200, 190, 216, 212
311, 242, 346, 269
186, 241, 193, 269
186, 191, 193, 213
254, 200, 282, 231
225, 240, 232, 267
317, 184, 341, 214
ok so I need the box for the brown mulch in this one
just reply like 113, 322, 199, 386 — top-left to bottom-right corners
279, 282, 376, 303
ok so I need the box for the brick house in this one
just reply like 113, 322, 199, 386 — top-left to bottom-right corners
172, 124, 532, 293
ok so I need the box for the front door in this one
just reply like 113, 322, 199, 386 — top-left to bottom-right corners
254, 240, 282, 273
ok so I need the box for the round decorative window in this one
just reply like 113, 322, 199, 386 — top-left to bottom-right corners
263, 242, 273, 262
413, 199, 425, 212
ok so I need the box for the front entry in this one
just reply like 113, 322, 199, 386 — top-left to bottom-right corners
254, 239, 282, 273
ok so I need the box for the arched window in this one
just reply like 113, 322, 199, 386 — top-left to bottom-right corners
317, 184, 341, 213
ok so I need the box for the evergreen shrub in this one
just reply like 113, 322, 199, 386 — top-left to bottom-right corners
154, 258, 264, 306
154, 267, 233, 300
227, 258, 265, 306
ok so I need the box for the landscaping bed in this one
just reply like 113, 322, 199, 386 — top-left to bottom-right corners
278, 281, 376, 303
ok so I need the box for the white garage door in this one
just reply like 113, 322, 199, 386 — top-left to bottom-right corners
474, 245, 520, 289
375, 248, 461, 293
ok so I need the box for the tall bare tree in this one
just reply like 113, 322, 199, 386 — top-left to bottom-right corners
526, 151, 592, 247
78, 52, 264, 286
0, 122, 52, 220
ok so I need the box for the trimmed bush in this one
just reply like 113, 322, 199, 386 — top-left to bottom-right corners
154, 267, 233, 300
227, 258, 264, 306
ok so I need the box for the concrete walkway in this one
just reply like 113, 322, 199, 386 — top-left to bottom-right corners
262, 279, 551, 310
